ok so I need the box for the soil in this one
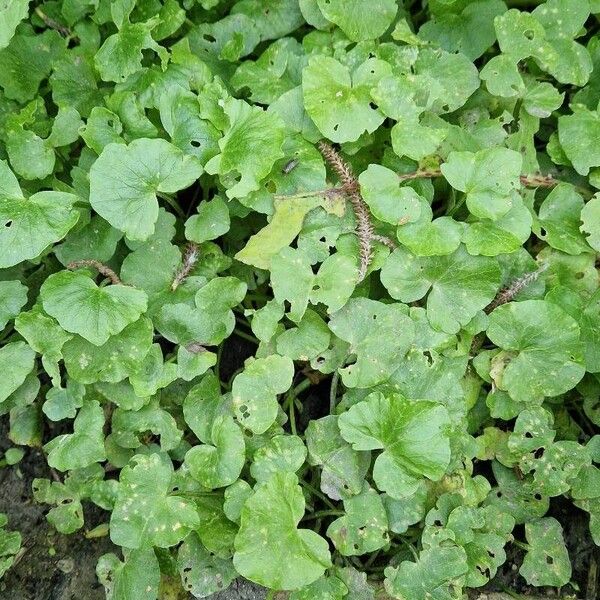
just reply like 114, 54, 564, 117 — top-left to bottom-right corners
0, 426, 268, 600
0, 441, 114, 600
0, 334, 269, 600
0, 333, 597, 599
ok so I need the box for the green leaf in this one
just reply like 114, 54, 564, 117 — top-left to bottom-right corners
43, 381, 85, 422
0, 30, 65, 103
233, 472, 331, 590
487, 299, 585, 402
395, 196, 463, 257
359, 164, 422, 225
157, 276, 246, 346
231, 354, 294, 434
305, 415, 371, 500
0, 280, 27, 329
381, 246, 501, 334
55, 215, 123, 266
485, 462, 549, 524
0, 160, 79, 268
50, 52, 102, 118
327, 485, 389, 555
276, 309, 330, 361
310, 253, 357, 314
0, 0, 30, 50
177, 346, 217, 382
232, 0, 304, 41
521, 440, 590, 497
419, 0, 505, 61
250, 434, 307, 482
205, 98, 285, 199
178, 533, 236, 598
338, 392, 451, 498
15, 306, 72, 385
463, 196, 533, 257
185, 196, 230, 244
94, 20, 167, 83
62, 317, 154, 384
558, 106, 600, 176
185, 415, 245, 489
0, 513, 21, 578
520, 517, 571, 587
97, 548, 160, 600
45, 400, 106, 471
303, 56, 386, 143
289, 575, 348, 600
0, 341, 35, 406
224, 480, 253, 524
316, 0, 397, 41
581, 194, 600, 251
112, 399, 182, 452
231, 38, 305, 105
89, 139, 202, 241
40, 271, 148, 346
110, 453, 199, 549
383, 482, 428, 534
384, 545, 468, 600
536, 184, 589, 255
183, 372, 227, 445
329, 298, 414, 388
441, 148, 522, 221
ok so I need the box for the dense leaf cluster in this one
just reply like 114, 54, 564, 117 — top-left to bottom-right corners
1, 0, 600, 598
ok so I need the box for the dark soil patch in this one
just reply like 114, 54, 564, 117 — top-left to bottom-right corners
0, 436, 115, 600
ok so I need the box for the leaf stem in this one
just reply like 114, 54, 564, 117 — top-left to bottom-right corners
302, 509, 345, 521
34, 7, 72, 37
157, 192, 186, 219
329, 370, 340, 414
512, 539, 530, 551
300, 478, 338, 511
233, 328, 259, 344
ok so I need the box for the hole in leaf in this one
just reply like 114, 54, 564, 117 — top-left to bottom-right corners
546, 555, 554, 565
523, 29, 535, 40
203, 33, 216, 43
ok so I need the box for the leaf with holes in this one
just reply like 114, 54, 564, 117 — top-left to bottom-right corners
231, 354, 294, 434
520, 517, 571, 587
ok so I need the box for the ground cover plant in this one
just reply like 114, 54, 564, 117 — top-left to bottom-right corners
0, 0, 600, 598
